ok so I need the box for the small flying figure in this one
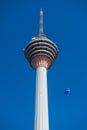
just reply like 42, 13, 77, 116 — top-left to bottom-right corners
64, 88, 70, 96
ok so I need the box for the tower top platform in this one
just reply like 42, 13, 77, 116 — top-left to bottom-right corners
24, 9, 59, 69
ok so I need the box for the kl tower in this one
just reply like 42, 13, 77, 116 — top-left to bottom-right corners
24, 9, 58, 130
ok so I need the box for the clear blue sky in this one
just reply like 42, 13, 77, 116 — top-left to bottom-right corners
0, 0, 87, 130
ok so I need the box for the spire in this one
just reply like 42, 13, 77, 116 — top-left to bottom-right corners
39, 8, 43, 34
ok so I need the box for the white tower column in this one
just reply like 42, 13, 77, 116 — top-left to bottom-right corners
35, 66, 49, 130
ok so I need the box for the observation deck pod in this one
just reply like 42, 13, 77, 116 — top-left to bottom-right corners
24, 34, 59, 69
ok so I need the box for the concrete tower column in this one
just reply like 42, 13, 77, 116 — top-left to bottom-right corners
35, 66, 49, 130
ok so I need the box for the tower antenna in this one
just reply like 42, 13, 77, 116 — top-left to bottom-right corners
39, 8, 43, 34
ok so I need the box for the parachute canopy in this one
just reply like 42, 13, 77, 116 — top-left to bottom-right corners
64, 88, 70, 95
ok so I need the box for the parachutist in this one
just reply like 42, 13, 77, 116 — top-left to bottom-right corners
65, 88, 70, 96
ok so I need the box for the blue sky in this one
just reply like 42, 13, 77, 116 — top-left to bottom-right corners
0, 0, 87, 130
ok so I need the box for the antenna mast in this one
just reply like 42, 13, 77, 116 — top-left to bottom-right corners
39, 8, 43, 34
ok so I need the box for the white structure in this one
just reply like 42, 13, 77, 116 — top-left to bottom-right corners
24, 9, 58, 130
35, 66, 49, 130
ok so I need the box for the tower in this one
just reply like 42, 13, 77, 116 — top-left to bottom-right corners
24, 9, 58, 130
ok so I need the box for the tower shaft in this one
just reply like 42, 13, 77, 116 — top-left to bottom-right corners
35, 66, 49, 130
